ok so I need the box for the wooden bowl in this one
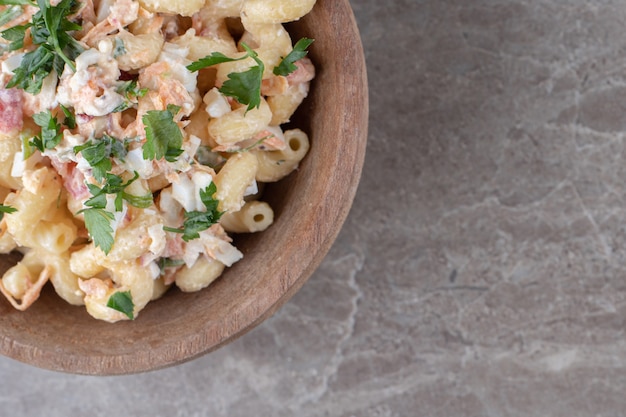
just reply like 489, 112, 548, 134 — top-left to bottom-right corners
0, 0, 368, 375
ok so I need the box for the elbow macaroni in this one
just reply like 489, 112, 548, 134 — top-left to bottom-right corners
0, 0, 316, 322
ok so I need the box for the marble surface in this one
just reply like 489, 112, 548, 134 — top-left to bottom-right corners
5, 0, 626, 415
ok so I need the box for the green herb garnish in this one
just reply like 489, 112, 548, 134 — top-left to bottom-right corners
2, 0, 83, 93
186, 43, 264, 113
116, 79, 147, 100
0, 5, 24, 28
82, 207, 115, 254
163, 183, 222, 242
273, 38, 314, 76
106, 290, 134, 319
0, 204, 17, 221
85, 172, 151, 212
30, 110, 62, 151
79, 172, 152, 253
60, 104, 75, 129
112, 79, 148, 112
142, 104, 184, 162
157, 257, 185, 275
74, 134, 127, 181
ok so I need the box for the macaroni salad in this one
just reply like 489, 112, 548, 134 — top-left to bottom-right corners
0, 0, 316, 322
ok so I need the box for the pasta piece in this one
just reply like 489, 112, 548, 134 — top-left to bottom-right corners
0, 134, 22, 189
4, 167, 65, 248
128, 7, 164, 35
0, 251, 49, 311
197, 0, 244, 21
175, 255, 225, 292
214, 52, 257, 87
138, 0, 206, 17
79, 278, 129, 323
208, 98, 272, 147
107, 208, 164, 263
43, 251, 84, 306
240, 22, 291, 76
220, 200, 273, 233
0, 217, 17, 254
106, 259, 155, 317
31, 220, 77, 254
241, 0, 316, 24
213, 151, 258, 213
0, 231, 16, 254
267, 83, 310, 125
188, 34, 238, 61
151, 276, 171, 300
110, 31, 164, 71
70, 244, 107, 278
253, 128, 310, 182
80, 259, 155, 322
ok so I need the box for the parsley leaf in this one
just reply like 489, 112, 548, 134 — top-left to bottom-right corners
186, 43, 264, 112
157, 257, 185, 275
3, 0, 83, 93
20, 131, 35, 159
164, 183, 223, 242
30, 110, 63, 151
273, 38, 314, 76
74, 134, 126, 181
142, 104, 184, 162
60, 104, 75, 129
0, 6, 25, 34
2, 23, 28, 50
81, 208, 114, 253
0, 204, 17, 221
116, 79, 147, 100
79, 172, 152, 253
106, 290, 134, 319
75, 140, 112, 182
186, 51, 244, 71
112, 79, 148, 112
84, 172, 151, 211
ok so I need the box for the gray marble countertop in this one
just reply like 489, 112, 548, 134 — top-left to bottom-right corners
4, 0, 626, 416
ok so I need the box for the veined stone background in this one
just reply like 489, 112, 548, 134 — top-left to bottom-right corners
4, 0, 626, 416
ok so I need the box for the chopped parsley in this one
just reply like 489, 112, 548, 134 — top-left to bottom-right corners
163, 183, 222, 242
157, 257, 185, 275
29, 107, 76, 152
273, 38, 314, 76
84, 172, 151, 212
60, 104, 75, 129
20, 131, 35, 159
82, 207, 115, 254
186, 43, 264, 113
30, 110, 63, 151
106, 290, 134, 319
113, 79, 148, 112
2, 0, 83, 94
79, 172, 152, 253
0, 204, 17, 221
142, 104, 184, 162
116, 79, 147, 100
0, 5, 24, 28
74, 134, 127, 181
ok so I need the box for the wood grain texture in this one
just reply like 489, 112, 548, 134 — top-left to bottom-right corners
0, 0, 368, 375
